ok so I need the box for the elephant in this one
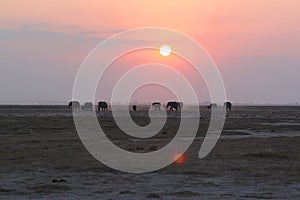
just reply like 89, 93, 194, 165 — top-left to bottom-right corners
167, 101, 181, 111
132, 105, 137, 111
84, 102, 93, 111
206, 103, 217, 109
224, 102, 232, 111
179, 102, 183, 110
152, 102, 161, 111
98, 101, 108, 111
68, 101, 80, 111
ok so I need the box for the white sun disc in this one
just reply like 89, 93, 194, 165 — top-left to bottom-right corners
160, 45, 171, 56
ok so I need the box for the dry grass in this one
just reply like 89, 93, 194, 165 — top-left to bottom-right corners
243, 149, 292, 159
28, 184, 71, 194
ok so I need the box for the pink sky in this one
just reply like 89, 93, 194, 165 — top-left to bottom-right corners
1, 0, 300, 104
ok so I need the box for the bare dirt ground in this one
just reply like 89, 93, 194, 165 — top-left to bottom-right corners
0, 106, 299, 199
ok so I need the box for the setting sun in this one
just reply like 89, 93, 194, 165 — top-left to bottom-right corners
160, 45, 171, 56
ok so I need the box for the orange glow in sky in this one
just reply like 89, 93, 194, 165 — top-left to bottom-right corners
1, 0, 299, 62
1, 0, 300, 104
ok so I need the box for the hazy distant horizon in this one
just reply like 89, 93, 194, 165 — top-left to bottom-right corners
0, 100, 299, 106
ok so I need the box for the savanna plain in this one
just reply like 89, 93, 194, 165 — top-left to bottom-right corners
0, 105, 299, 199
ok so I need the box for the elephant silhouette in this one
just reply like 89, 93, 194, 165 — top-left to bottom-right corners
98, 101, 108, 111
152, 102, 161, 111
224, 102, 232, 111
132, 105, 137, 111
84, 102, 93, 111
167, 101, 181, 111
206, 103, 217, 109
68, 101, 80, 111
179, 102, 183, 110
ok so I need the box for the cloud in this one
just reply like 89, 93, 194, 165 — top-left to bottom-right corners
21, 22, 50, 30
79, 30, 99, 35
0, 26, 151, 46
103, 29, 127, 33
0, 28, 72, 41
60, 25, 80, 30
0, 27, 107, 42
79, 28, 127, 37
227, 34, 237, 40
1, 22, 127, 41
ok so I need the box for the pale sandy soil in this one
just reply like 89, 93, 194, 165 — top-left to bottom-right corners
0, 106, 299, 199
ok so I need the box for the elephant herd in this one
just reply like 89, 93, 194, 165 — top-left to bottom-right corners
68, 101, 185, 112
68, 101, 107, 111
206, 102, 232, 111
151, 101, 183, 111
68, 101, 232, 111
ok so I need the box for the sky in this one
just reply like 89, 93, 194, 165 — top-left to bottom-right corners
0, 0, 300, 104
